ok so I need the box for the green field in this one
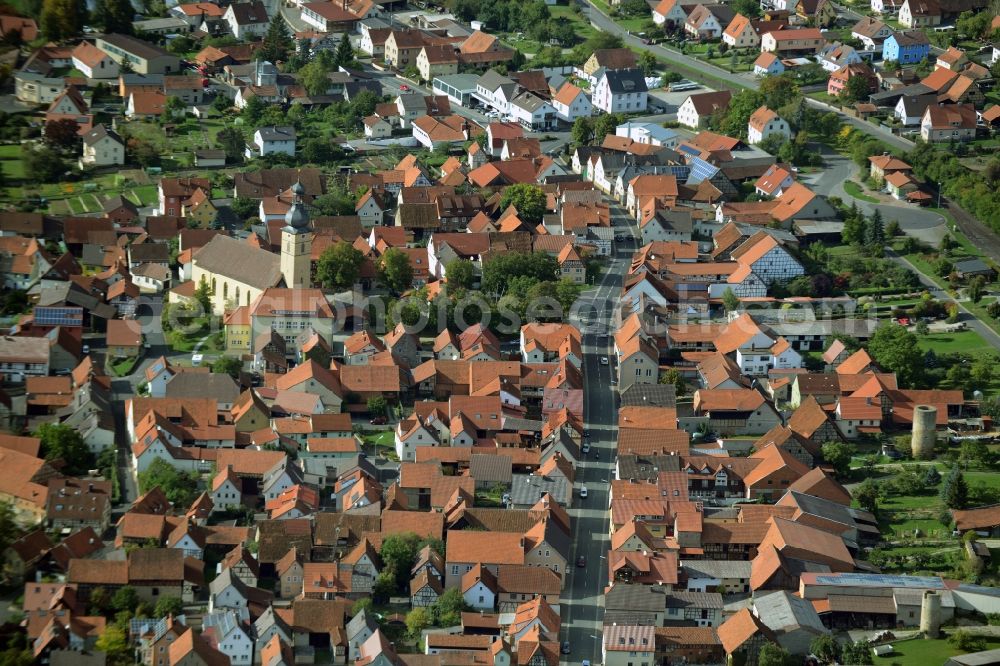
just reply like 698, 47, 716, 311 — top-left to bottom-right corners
916, 330, 994, 354
874, 636, 1000, 666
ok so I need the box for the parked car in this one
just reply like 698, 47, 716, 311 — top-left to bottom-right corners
370, 416, 388, 425
576, 556, 586, 567
579, 486, 588, 499
399, 84, 410, 91
600, 356, 609, 365
562, 642, 571, 654
582, 440, 591, 454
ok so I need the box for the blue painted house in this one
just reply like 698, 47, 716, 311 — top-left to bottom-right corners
883, 30, 930, 64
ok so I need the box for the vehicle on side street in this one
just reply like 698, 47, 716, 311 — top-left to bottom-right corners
576, 556, 586, 567
579, 486, 588, 498
600, 356, 609, 365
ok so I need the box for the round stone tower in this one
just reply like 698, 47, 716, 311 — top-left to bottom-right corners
920, 590, 942, 638
911, 404, 937, 460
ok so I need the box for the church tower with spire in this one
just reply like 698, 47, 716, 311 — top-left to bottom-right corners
280, 180, 313, 289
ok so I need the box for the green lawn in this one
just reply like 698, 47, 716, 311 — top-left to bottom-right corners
131, 185, 159, 206
548, 5, 600, 42
363, 431, 394, 447
109, 356, 140, 377
916, 330, 993, 354
874, 636, 1000, 665
844, 179, 880, 203
0, 144, 25, 180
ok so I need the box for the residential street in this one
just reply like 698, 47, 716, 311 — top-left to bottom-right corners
578, 0, 916, 153
561, 202, 639, 664
806, 152, 946, 246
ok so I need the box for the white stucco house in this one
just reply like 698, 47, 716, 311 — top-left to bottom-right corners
245, 126, 296, 159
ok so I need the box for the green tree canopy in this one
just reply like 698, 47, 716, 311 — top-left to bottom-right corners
821, 441, 855, 480
316, 241, 364, 292
137, 458, 200, 508
445, 259, 475, 290
211, 356, 242, 379
867, 323, 923, 388
843, 74, 872, 104
720, 89, 765, 138
406, 607, 431, 637
334, 32, 354, 67
854, 478, 880, 514
154, 596, 184, 618
941, 465, 969, 509
758, 642, 793, 666
378, 247, 414, 295
571, 117, 594, 146
260, 15, 293, 63
480, 251, 558, 298
431, 587, 469, 627
216, 126, 245, 164
722, 287, 740, 312
94, 624, 128, 662
94, 0, 134, 36
41, 0, 84, 40
498, 184, 546, 224
34, 423, 94, 475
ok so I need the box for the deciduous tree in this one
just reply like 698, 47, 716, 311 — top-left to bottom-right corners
377, 247, 414, 295
95, 0, 134, 35
316, 241, 364, 291
445, 259, 475, 289
40, 0, 84, 40
867, 323, 923, 387
498, 183, 546, 224
35, 423, 93, 475
821, 441, 855, 479
44, 118, 81, 149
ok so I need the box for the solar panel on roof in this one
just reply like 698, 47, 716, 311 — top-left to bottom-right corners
34, 306, 84, 327
687, 158, 720, 185
811, 573, 945, 588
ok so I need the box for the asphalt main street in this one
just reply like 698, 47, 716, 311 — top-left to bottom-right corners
561, 202, 639, 665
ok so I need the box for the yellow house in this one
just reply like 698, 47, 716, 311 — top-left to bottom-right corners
248, 288, 337, 353
106, 319, 143, 358
183, 188, 218, 228
225, 305, 251, 353
416, 45, 458, 83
